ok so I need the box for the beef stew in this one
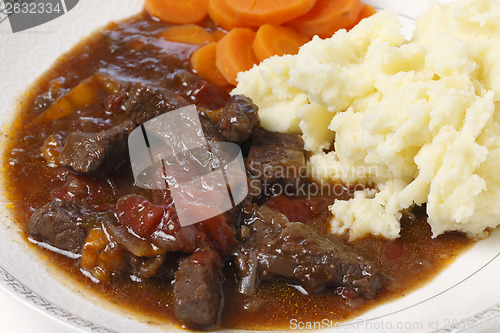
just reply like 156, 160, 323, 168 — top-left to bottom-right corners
2, 11, 473, 331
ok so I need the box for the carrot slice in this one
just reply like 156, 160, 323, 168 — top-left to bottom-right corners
286, 0, 363, 39
212, 29, 227, 42
215, 28, 258, 85
208, 0, 251, 31
145, 0, 209, 24
224, 0, 317, 26
160, 24, 215, 44
346, 4, 377, 30
33, 74, 120, 124
191, 42, 230, 87
253, 24, 309, 62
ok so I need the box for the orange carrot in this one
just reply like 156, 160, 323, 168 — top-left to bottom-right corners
286, 0, 363, 39
211, 29, 227, 42
145, 0, 209, 24
346, 4, 377, 30
215, 28, 258, 85
253, 24, 309, 62
224, 0, 317, 26
191, 42, 230, 87
208, 0, 251, 31
33, 74, 120, 123
160, 24, 215, 44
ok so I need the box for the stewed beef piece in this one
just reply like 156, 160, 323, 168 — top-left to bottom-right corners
173, 248, 224, 330
217, 94, 259, 144
123, 82, 190, 125
27, 200, 94, 253
246, 128, 306, 191
234, 206, 383, 299
58, 120, 135, 175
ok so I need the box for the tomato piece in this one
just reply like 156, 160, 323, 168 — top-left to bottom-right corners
197, 214, 235, 256
265, 195, 329, 223
116, 195, 165, 238
382, 240, 405, 261
118, 191, 234, 254
103, 93, 127, 114
182, 80, 228, 109
152, 189, 175, 206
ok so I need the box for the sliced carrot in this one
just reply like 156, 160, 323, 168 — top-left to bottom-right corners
286, 0, 363, 39
215, 28, 258, 85
145, 0, 209, 24
346, 4, 377, 31
208, 0, 251, 31
224, 0, 317, 26
253, 24, 309, 62
33, 74, 120, 124
191, 42, 230, 87
160, 24, 215, 44
211, 29, 227, 42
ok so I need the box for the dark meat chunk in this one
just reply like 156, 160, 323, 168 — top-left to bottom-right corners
58, 120, 134, 175
217, 95, 259, 144
199, 111, 225, 144
235, 206, 383, 299
27, 201, 94, 253
173, 249, 224, 330
123, 82, 189, 125
198, 111, 235, 170
246, 128, 306, 190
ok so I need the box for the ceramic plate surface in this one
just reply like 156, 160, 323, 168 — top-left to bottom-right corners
1, 0, 499, 332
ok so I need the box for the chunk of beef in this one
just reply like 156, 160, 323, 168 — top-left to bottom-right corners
246, 128, 306, 190
173, 249, 224, 330
123, 82, 189, 125
27, 201, 94, 253
235, 206, 383, 299
199, 111, 225, 146
217, 95, 259, 144
58, 120, 134, 175
197, 111, 235, 171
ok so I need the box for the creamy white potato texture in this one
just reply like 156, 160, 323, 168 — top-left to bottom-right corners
233, 0, 500, 241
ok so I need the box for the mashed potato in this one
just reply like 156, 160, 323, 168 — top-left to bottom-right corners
233, 0, 500, 241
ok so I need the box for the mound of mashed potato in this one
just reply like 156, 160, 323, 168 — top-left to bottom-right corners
233, 0, 500, 240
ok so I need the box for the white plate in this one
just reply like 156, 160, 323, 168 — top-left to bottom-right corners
0, 0, 500, 332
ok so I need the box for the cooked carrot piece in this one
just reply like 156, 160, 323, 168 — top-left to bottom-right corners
33, 74, 120, 123
224, 0, 317, 26
215, 28, 258, 85
211, 29, 227, 42
286, 0, 363, 39
346, 4, 377, 30
160, 24, 215, 44
191, 42, 230, 87
144, 0, 209, 24
253, 24, 309, 62
208, 0, 251, 30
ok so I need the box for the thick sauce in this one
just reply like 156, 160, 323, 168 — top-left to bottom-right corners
2, 12, 472, 330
